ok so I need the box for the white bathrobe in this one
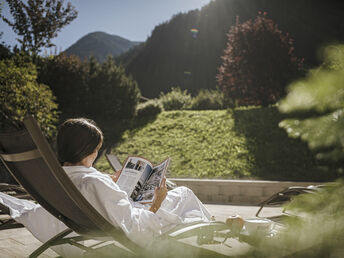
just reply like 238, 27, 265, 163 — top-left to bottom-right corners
0, 166, 211, 255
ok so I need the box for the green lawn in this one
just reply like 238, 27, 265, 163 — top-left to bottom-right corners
96, 107, 337, 181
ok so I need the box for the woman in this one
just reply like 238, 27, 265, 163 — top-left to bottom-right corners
0, 118, 213, 256
56, 118, 211, 247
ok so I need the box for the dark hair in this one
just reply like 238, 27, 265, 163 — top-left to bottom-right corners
57, 118, 103, 164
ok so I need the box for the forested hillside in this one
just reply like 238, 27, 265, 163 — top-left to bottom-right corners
119, 0, 344, 98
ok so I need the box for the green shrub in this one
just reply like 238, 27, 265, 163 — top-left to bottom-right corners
159, 87, 192, 110
190, 89, 225, 110
136, 99, 162, 117
0, 55, 59, 138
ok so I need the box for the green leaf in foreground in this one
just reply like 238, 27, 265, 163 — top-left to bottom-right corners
279, 44, 344, 165
249, 180, 344, 257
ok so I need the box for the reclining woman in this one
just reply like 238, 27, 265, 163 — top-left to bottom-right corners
56, 118, 211, 247
1, 117, 247, 256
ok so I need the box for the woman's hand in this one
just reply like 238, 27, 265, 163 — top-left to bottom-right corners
149, 177, 168, 213
110, 170, 121, 183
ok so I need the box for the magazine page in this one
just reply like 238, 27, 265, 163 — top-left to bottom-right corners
133, 158, 170, 203
116, 157, 153, 197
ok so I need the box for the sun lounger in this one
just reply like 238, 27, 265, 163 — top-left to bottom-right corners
0, 201, 22, 230
0, 183, 31, 199
0, 116, 244, 257
0, 182, 33, 229
255, 185, 325, 223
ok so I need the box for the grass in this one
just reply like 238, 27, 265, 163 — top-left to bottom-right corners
96, 107, 337, 181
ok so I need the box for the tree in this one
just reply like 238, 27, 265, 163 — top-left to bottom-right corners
87, 56, 140, 123
217, 13, 303, 106
37, 53, 88, 118
0, 54, 59, 138
0, 0, 77, 55
38, 54, 140, 128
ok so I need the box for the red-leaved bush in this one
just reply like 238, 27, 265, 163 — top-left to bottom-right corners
217, 13, 303, 106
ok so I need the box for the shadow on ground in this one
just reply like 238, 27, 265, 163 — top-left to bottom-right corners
98, 114, 160, 155
231, 106, 338, 181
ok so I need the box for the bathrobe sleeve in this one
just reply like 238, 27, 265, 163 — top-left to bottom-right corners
77, 172, 162, 247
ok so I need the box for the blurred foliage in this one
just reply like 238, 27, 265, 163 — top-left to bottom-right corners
136, 99, 163, 118
159, 87, 192, 111
190, 89, 225, 110
250, 180, 344, 257
95, 109, 334, 181
217, 13, 303, 106
247, 45, 344, 257
0, 54, 59, 138
279, 44, 344, 167
0, 0, 77, 55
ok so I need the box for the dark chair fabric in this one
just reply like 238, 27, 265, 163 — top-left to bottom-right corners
0, 116, 139, 251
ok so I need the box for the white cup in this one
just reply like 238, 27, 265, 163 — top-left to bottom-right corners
244, 218, 274, 236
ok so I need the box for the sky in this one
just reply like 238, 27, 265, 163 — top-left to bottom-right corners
0, 0, 212, 51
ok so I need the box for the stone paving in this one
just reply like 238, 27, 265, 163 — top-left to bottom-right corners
0, 204, 282, 257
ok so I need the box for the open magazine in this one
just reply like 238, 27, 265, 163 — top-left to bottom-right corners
115, 156, 170, 203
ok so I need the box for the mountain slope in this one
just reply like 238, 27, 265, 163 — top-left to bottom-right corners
64, 31, 141, 62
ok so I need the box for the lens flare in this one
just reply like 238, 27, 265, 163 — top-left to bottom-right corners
190, 28, 199, 38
